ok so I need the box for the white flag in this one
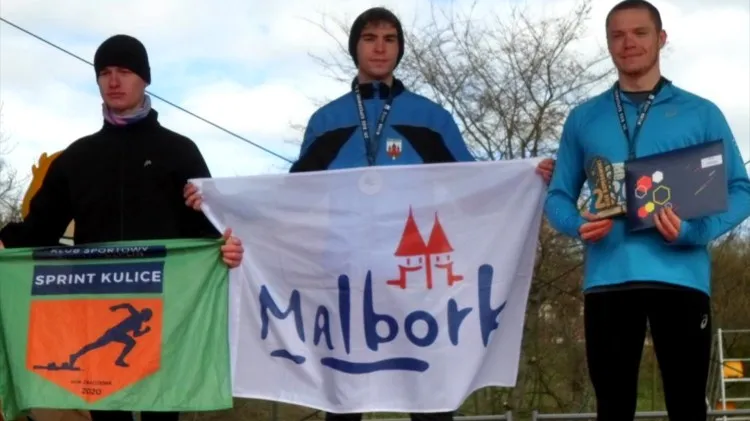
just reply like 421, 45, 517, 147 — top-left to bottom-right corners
193, 159, 546, 413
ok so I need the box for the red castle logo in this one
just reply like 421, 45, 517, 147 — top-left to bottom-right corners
386, 142, 401, 160
387, 207, 464, 290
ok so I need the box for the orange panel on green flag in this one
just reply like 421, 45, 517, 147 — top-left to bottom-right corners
0, 238, 232, 421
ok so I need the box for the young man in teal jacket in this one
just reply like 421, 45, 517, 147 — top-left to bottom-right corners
544, 1, 750, 419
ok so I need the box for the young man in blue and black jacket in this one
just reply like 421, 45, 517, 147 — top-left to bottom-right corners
291, 7, 553, 421
290, 7, 554, 175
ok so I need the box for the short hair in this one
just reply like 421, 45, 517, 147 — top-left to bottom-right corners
605, 0, 663, 32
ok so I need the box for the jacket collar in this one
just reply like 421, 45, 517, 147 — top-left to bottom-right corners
351, 76, 406, 100
102, 109, 161, 131
614, 76, 675, 105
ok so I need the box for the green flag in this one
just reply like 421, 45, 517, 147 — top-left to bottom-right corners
0, 238, 232, 420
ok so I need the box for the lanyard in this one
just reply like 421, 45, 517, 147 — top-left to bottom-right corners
613, 77, 667, 160
354, 83, 394, 166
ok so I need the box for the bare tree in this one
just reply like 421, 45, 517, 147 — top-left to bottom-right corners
0, 105, 24, 228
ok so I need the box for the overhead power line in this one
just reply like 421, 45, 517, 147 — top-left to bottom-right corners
0, 16, 293, 164
7, 17, 747, 170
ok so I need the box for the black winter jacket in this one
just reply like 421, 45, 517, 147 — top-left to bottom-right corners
0, 109, 218, 248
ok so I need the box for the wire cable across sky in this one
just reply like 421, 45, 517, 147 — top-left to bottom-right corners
3, 16, 748, 169
0, 16, 294, 164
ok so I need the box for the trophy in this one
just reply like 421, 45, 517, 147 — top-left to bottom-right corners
586, 156, 626, 218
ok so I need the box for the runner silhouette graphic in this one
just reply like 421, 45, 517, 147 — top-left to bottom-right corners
67, 303, 153, 368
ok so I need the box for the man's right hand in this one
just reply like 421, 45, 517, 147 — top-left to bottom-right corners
184, 182, 203, 211
0, 239, 4, 250
578, 211, 613, 242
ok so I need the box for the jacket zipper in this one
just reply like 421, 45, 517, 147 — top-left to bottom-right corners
118, 133, 125, 241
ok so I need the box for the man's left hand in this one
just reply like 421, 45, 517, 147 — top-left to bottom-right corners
221, 228, 244, 268
654, 207, 682, 242
536, 158, 555, 184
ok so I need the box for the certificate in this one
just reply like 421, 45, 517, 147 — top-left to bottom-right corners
624, 139, 728, 232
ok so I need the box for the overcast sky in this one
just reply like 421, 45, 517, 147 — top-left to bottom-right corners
1, 0, 748, 190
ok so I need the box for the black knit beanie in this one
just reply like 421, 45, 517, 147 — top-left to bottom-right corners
94, 34, 151, 84
348, 7, 405, 67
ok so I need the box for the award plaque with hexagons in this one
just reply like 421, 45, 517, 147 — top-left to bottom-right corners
624, 139, 728, 231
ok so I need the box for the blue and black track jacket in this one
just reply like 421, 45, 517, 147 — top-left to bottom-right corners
290, 78, 474, 172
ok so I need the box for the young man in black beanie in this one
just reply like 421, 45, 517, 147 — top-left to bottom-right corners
0, 34, 244, 421
286, 6, 554, 421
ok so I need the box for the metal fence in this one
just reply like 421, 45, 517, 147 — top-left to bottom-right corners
530, 408, 750, 420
